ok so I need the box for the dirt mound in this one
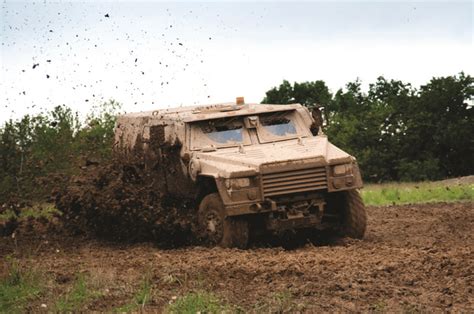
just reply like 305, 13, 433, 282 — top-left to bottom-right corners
54, 157, 196, 247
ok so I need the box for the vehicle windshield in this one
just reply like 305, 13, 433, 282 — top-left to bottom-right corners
190, 117, 250, 149
203, 124, 243, 143
257, 111, 300, 142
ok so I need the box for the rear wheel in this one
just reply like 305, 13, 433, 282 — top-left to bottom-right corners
197, 193, 249, 248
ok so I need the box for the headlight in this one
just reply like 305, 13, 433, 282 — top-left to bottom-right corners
333, 164, 352, 176
225, 178, 251, 189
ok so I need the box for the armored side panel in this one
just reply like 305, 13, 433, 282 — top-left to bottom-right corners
114, 113, 195, 198
114, 115, 184, 153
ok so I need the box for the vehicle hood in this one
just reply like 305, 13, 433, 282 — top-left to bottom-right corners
194, 135, 354, 178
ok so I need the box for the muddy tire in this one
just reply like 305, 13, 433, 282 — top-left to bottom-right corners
197, 193, 249, 249
340, 190, 367, 239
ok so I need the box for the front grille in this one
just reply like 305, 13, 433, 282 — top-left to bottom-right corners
261, 167, 327, 197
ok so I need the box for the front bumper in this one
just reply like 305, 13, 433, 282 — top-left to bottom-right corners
220, 162, 363, 217
266, 213, 322, 231
226, 199, 275, 216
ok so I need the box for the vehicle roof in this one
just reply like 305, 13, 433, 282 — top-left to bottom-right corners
118, 102, 302, 123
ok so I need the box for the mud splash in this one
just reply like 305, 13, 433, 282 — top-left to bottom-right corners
54, 155, 196, 247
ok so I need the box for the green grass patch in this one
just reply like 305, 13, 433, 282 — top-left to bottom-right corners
115, 275, 154, 312
0, 203, 60, 222
166, 291, 233, 313
252, 291, 306, 312
55, 274, 100, 311
0, 257, 43, 313
20, 203, 61, 220
0, 209, 17, 221
361, 182, 473, 206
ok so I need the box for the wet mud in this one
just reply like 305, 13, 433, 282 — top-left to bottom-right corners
54, 155, 196, 247
1, 201, 473, 311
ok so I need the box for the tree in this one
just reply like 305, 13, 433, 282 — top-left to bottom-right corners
261, 74, 473, 182
262, 80, 332, 108
401, 73, 473, 179
0, 100, 121, 203
325, 78, 408, 181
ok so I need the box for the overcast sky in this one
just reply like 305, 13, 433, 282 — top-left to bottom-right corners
1, 1, 473, 123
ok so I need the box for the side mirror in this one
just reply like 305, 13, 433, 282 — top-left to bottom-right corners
311, 107, 324, 128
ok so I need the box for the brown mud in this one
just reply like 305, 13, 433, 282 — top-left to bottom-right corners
54, 155, 196, 247
1, 201, 473, 312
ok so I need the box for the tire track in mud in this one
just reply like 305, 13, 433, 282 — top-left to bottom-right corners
1, 201, 473, 311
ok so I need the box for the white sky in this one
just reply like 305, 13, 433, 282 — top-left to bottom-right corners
1, 1, 473, 123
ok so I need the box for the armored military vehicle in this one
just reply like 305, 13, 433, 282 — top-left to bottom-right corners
114, 98, 367, 248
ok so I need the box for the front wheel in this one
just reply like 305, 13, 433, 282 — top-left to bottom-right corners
326, 190, 367, 239
340, 190, 367, 239
197, 193, 249, 248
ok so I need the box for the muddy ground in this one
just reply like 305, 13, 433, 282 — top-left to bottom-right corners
1, 201, 473, 312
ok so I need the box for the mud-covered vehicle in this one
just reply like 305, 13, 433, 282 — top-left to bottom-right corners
115, 98, 367, 248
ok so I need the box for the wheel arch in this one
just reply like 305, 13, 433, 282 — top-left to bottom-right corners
196, 175, 218, 205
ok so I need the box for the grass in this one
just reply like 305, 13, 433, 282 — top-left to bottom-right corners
55, 274, 100, 311
0, 257, 43, 313
20, 203, 61, 220
361, 181, 473, 206
115, 275, 154, 312
252, 291, 307, 313
0, 203, 61, 222
166, 291, 233, 313
0, 209, 17, 221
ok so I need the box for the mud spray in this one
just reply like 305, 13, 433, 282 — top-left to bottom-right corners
54, 155, 196, 248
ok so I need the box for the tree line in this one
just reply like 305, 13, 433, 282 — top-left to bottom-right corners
0, 101, 119, 203
263, 73, 473, 182
0, 73, 472, 203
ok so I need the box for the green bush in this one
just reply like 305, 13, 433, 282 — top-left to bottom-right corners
0, 100, 120, 203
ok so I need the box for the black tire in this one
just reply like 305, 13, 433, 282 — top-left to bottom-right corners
340, 190, 367, 239
197, 193, 249, 248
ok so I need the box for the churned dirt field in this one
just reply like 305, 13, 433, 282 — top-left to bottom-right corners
1, 201, 473, 312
